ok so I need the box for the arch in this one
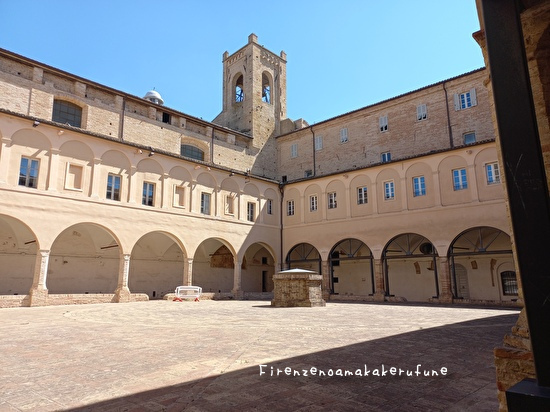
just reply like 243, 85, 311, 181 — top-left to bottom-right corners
350, 174, 373, 217
181, 144, 205, 161
326, 179, 346, 219
376, 168, 402, 213
53, 99, 83, 127
448, 226, 514, 301
129, 231, 186, 299
383, 233, 439, 301
234, 73, 244, 102
286, 243, 321, 273
438, 154, 471, 205
193, 238, 236, 294
473, 147, 503, 201
48, 223, 121, 294
262, 71, 272, 104
241, 242, 276, 293
404, 161, 435, 209
0, 214, 39, 295
10, 129, 51, 190
329, 238, 374, 296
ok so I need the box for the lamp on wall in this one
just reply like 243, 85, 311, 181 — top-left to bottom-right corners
58, 130, 64, 135
32, 120, 40, 127
148, 150, 155, 157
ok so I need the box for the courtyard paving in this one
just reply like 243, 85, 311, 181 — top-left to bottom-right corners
0, 300, 519, 411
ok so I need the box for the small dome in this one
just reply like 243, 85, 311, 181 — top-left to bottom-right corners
143, 90, 164, 105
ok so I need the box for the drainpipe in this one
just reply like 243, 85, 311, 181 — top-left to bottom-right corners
443, 82, 453, 148
119, 97, 125, 140
279, 182, 285, 271
310, 125, 316, 176
210, 127, 215, 165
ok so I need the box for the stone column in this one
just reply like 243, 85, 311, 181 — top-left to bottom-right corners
232, 257, 243, 299
29, 249, 50, 306
114, 254, 131, 302
184, 257, 193, 286
437, 257, 453, 303
320, 259, 330, 300
373, 258, 385, 301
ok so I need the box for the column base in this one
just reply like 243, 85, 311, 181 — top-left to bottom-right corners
232, 289, 244, 300
29, 288, 49, 307
373, 292, 386, 302
113, 287, 132, 303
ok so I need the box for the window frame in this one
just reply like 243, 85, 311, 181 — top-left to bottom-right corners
340, 128, 349, 143
501, 271, 518, 296
18, 156, 39, 188
247, 202, 256, 222
290, 143, 298, 158
52, 99, 82, 127
173, 185, 185, 208
412, 176, 426, 197
328, 192, 337, 209
452, 168, 468, 191
310, 194, 318, 212
463, 132, 476, 145
384, 180, 395, 200
107, 173, 122, 201
267, 199, 273, 215
142, 182, 155, 206
417, 104, 427, 121
315, 135, 323, 151
200, 192, 211, 215
379, 115, 388, 132
64, 163, 84, 191
357, 186, 368, 205
381, 152, 391, 163
485, 162, 501, 185
287, 200, 295, 216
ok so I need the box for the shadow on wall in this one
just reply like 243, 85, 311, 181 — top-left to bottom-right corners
65, 312, 518, 412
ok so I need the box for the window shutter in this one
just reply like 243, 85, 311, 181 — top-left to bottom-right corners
470, 88, 477, 106
453, 94, 460, 111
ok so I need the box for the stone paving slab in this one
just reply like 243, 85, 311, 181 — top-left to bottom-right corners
0, 300, 519, 411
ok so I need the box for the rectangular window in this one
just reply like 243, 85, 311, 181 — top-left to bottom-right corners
357, 186, 368, 205
315, 135, 323, 151
52, 100, 82, 127
381, 152, 391, 163
501, 271, 518, 296
19, 157, 39, 188
304, 170, 313, 178
225, 194, 235, 215
413, 176, 426, 197
267, 199, 273, 215
290, 143, 298, 158
486, 162, 501, 185
379, 115, 388, 132
287, 200, 295, 216
340, 128, 348, 143
162, 112, 171, 124
107, 173, 121, 201
417, 104, 427, 121
454, 88, 477, 110
201, 192, 211, 215
65, 164, 83, 191
453, 168, 468, 191
310, 195, 318, 212
384, 181, 395, 200
142, 182, 155, 206
328, 192, 337, 209
464, 132, 476, 145
247, 202, 255, 222
173, 185, 185, 207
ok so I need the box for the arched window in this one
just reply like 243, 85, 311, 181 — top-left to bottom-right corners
181, 144, 204, 161
262, 73, 271, 104
52, 99, 82, 127
235, 74, 244, 102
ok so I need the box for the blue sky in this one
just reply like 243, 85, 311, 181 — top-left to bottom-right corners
1, 1, 483, 125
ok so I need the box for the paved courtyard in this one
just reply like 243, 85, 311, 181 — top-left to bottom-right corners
0, 300, 519, 411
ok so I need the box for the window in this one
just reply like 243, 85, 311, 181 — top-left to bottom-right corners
225, 194, 235, 215
181, 145, 204, 161
463, 132, 476, 145
315, 136, 323, 151
379, 115, 388, 132
19, 157, 39, 188
235, 74, 244, 102
310, 195, 318, 212
453, 168, 468, 191
52, 100, 82, 127
201, 192, 211, 215
304, 170, 313, 178
501, 271, 518, 296
340, 128, 348, 143
162, 112, 171, 124
328, 192, 337, 209
247, 202, 255, 222
287, 200, 295, 216
357, 186, 368, 205
262, 73, 271, 104
65, 164, 83, 190
412, 176, 426, 197
290, 143, 298, 158
107, 173, 121, 201
381, 152, 391, 163
142, 182, 155, 206
173, 185, 185, 207
384, 181, 395, 200
486, 162, 501, 185
267, 199, 273, 215
454, 88, 477, 110
417, 104, 427, 121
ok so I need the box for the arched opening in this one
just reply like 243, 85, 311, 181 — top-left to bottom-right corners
235, 74, 244, 103
0, 215, 38, 295
329, 238, 374, 296
262, 72, 271, 104
193, 239, 235, 294
241, 243, 276, 295
180, 144, 205, 161
53, 99, 82, 127
129, 232, 185, 299
449, 227, 514, 301
48, 223, 119, 294
286, 243, 321, 274
383, 233, 438, 301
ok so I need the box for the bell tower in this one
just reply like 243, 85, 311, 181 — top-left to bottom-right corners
213, 33, 287, 148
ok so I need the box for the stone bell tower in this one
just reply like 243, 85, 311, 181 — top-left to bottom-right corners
213, 33, 287, 149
